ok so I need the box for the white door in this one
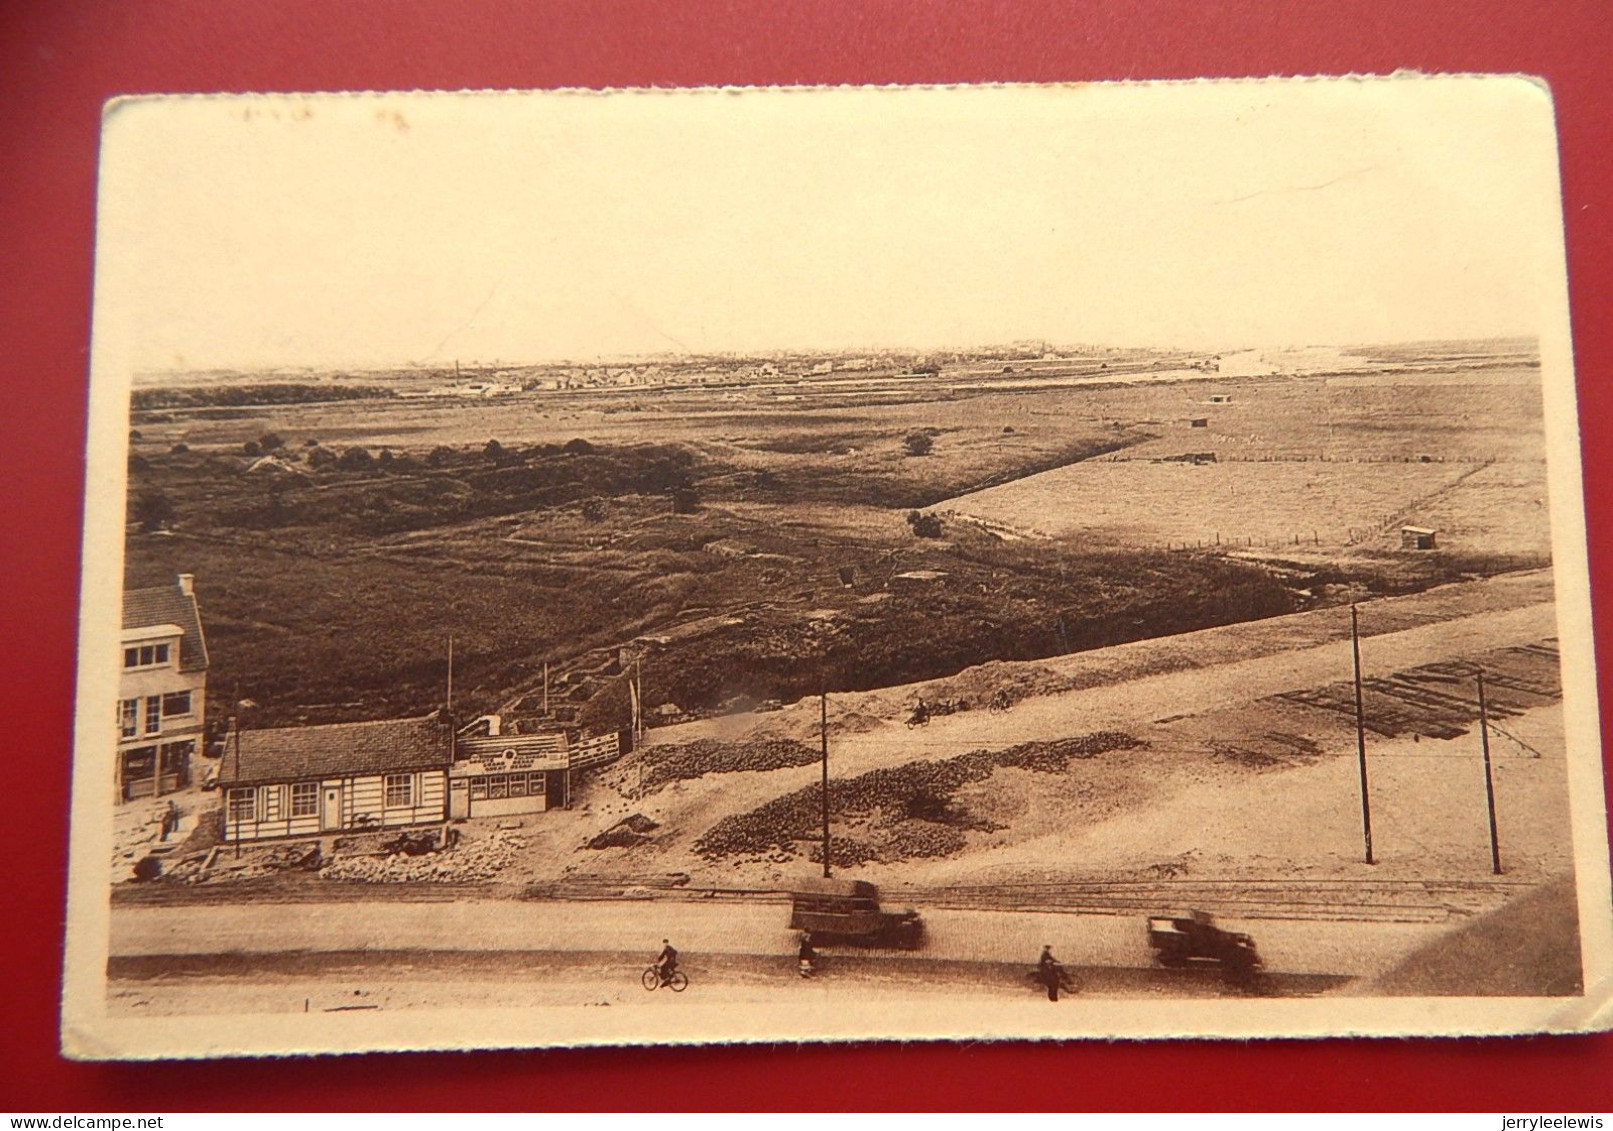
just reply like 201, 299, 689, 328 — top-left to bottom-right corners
321, 784, 343, 830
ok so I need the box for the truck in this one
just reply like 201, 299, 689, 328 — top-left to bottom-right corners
1146, 910, 1263, 982
787, 877, 925, 949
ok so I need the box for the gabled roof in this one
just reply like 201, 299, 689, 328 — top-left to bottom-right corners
218, 714, 453, 786
122, 578, 208, 673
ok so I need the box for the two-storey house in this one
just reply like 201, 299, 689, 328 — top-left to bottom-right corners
118, 573, 208, 802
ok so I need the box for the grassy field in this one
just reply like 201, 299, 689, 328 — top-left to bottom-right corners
124, 340, 1553, 732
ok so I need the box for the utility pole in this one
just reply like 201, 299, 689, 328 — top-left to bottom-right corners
446, 636, 454, 711
1478, 671, 1503, 875
1350, 604, 1375, 865
820, 688, 831, 879
543, 660, 550, 717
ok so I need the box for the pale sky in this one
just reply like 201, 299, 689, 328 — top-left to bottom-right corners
95, 79, 1565, 371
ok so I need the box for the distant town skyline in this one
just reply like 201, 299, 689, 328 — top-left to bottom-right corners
98, 81, 1564, 373
130, 333, 1541, 382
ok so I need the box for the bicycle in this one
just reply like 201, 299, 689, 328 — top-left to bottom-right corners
641, 964, 689, 992
1027, 967, 1082, 999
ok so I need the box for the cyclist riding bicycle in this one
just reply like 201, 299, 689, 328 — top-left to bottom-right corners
655, 939, 679, 985
1037, 944, 1073, 1001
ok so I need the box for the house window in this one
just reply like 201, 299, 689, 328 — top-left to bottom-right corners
144, 696, 161, 735
262, 784, 283, 821
468, 776, 488, 800
123, 643, 171, 669
227, 788, 257, 825
119, 699, 138, 738
290, 782, 319, 818
384, 774, 414, 808
162, 691, 192, 717
508, 773, 527, 798
530, 771, 546, 795
488, 775, 508, 799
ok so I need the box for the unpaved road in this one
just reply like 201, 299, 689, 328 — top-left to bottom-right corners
108, 949, 1346, 1016
109, 896, 1440, 979
107, 895, 1427, 1015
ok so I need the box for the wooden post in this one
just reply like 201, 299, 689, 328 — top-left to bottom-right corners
543, 660, 550, 716
1478, 672, 1503, 875
232, 713, 242, 858
821, 689, 831, 879
1351, 604, 1375, 865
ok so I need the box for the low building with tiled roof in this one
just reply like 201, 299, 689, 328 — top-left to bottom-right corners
219, 713, 453, 843
117, 574, 208, 802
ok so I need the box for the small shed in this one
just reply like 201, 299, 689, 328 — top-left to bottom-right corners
1400, 526, 1439, 550
449, 732, 570, 818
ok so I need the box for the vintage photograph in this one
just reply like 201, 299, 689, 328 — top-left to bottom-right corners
62, 79, 1613, 1057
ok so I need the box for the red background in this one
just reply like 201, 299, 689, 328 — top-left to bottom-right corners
3, 0, 1611, 1111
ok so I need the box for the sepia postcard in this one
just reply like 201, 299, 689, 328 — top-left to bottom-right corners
62, 78, 1613, 1059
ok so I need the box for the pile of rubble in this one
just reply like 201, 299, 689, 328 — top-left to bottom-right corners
320, 827, 525, 883
586, 813, 659, 850
634, 737, 819, 793
993, 732, 1143, 772
110, 799, 178, 877
188, 842, 322, 884
696, 730, 1142, 863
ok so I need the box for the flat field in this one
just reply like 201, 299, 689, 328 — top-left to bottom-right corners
941, 367, 1548, 552
125, 342, 1552, 732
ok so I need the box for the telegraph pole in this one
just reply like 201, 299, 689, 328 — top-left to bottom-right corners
821, 688, 832, 879
1478, 671, 1503, 875
1350, 604, 1375, 865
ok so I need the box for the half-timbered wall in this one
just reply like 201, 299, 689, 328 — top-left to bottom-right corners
223, 769, 446, 842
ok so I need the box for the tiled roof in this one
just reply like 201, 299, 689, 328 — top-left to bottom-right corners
218, 714, 453, 785
122, 579, 208, 673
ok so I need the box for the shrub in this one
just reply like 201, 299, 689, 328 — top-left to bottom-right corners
670, 486, 701, 514
131, 855, 162, 882
425, 445, 456, 467
378, 448, 395, 468
336, 447, 374, 471
906, 510, 942, 538
129, 429, 143, 441
242, 440, 262, 457
483, 439, 505, 461
170, 442, 190, 454
128, 453, 150, 472
563, 437, 595, 455
132, 490, 174, 532
307, 446, 338, 470
902, 431, 933, 457
259, 431, 285, 451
